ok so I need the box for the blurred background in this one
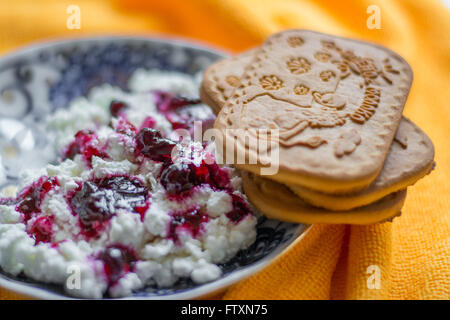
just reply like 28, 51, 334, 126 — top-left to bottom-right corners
1, 0, 447, 136
0, 0, 448, 54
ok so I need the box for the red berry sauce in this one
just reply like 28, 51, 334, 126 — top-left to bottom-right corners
109, 100, 129, 118
9, 176, 60, 244
134, 128, 176, 163
15, 176, 60, 222
227, 193, 252, 223
159, 163, 198, 196
138, 116, 156, 131
28, 216, 54, 244
159, 160, 230, 198
154, 91, 204, 132
62, 130, 108, 167
167, 207, 209, 244
154, 91, 201, 113
97, 244, 137, 286
69, 175, 150, 239
113, 116, 137, 136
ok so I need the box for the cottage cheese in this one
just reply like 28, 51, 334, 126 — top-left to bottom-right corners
0, 70, 257, 298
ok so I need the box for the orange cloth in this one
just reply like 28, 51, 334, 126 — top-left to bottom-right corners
0, 0, 449, 300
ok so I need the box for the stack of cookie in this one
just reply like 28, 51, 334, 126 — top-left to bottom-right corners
200, 30, 435, 224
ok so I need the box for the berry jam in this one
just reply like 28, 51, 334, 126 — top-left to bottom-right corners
28, 216, 54, 244
160, 163, 198, 196
154, 91, 204, 132
154, 91, 201, 113
134, 128, 176, 163
69, 175, 149, 239
113, 116, 137, 136
160, 161, 230, 197
138, 116, 156, 131
134, 202, 150, 222
164, 112, 190, 130
227, 193, 252, 223
109, 100, 129, 118
167, 207, 209, 244
62, 130, 108, 166
194, 161, 230, 190
98, 244, 137, 286
15, 176, 60, 222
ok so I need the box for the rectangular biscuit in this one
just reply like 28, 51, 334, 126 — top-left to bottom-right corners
214, 29, 413, 193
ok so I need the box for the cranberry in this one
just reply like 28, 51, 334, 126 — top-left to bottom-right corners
16, 176, 59, 222
154, 91, 201, 113
168, 207, 209, 243
98, 244, 137, 286
69, 175, 149, 238
29, 216, 54, 244
227, 194, 251, 223
160, 163, 198, 195
109, 100, 128, 118
134, 128, 176, 163
62, 130, 107, 166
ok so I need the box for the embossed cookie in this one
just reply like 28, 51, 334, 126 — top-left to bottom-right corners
201, 49, 258, 114
242, 172, 407, 225
289, 117, 434, 210
202, 52, 432, 210
214, 29, 413, 194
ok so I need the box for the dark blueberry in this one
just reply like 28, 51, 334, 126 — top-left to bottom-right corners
134, 128, 176, 163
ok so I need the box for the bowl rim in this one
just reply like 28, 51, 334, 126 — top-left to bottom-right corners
0, 34, 233, 67
0, 36, 309, 300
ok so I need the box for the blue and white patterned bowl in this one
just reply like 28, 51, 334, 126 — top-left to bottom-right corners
0, 37, 308, 299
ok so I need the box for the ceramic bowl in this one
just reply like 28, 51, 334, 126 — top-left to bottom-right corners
0, 36, 307, 299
